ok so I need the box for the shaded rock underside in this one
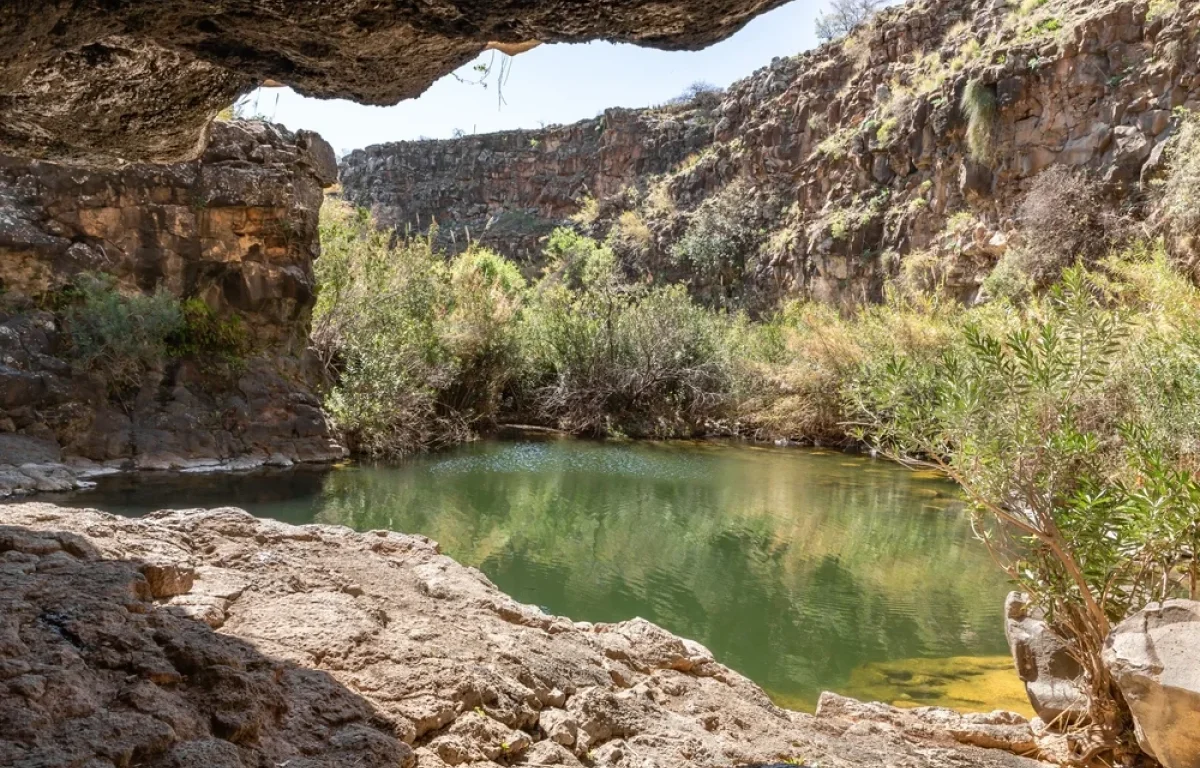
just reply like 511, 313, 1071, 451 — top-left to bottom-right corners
1, 0, 790, 166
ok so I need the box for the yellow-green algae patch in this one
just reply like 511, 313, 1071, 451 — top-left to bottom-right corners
769, 656, 1031, 717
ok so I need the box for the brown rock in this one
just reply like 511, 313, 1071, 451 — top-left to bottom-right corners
340, 0, 1200, 309
0, 120, 347, 476
0, 1, 788, 166
1103, 600, 1200, 768
0, 502, 1048, 768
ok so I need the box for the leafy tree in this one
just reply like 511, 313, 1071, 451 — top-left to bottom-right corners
848, 267, 1200, 762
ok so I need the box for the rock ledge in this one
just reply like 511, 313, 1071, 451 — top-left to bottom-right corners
0, 503, 1045, 768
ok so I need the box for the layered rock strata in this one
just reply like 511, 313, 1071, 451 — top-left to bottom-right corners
0, 120, 344, 495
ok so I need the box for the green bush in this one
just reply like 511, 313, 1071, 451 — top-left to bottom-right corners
846, 258, 1200, 760
671, 181, 760, 307
168, 298, 251, 371
64, 273, 183, 386
314, 201, 525, 457
961, 79, 997, 163
521, 228, 741, 436
1162, 109, 1200, 235
64, 274, 256, 386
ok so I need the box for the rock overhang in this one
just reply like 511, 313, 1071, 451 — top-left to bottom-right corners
1, 0, 791, 167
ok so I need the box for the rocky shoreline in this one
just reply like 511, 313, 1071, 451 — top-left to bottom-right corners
0, 503, 1047, 768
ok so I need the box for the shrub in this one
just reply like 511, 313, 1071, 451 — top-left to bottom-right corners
313, 201, 524, 456
961, 79, 997, 163
848, 263, 1200, 762
671, 181, 759, 307
1162, 110, 1200, 236
816, 0, 887, 42
571, 195, 600, 227
168, 298, 251, 372
606, 210, 655, 259
64, 273, 183, 387
520, 275, 738, 437
1015, 166, 1110, 285
980, 249, 1034, 303
668, 81, 724, 111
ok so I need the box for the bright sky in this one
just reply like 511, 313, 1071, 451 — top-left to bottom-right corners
242, 0, 835, 156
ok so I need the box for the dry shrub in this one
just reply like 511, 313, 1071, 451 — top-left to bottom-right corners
1162, 111, 1200, 236
1016, 166, 1110, 285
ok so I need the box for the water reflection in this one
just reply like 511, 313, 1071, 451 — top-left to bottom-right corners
35, 439, 1017, 710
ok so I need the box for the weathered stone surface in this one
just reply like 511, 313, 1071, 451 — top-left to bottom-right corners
0, 502, 1047, 768
0, 120, 345, 488
1004, 592, 1086, 726
341, 0, 1200, 308
0, 0, 788, 166
815, 692, 1039, 757
1103, 599, 1200, 768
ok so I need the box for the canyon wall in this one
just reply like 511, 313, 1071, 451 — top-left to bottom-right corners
0, 120, 344, 492
339, 106, 713, 266
341, 0, 1200, 309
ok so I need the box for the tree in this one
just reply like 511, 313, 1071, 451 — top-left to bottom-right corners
815, 0, 887, 42
668, 81, 724, 109
849, 268, 1200, 764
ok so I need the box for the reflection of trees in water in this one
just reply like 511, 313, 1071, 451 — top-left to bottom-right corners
313, 442, 1012, 702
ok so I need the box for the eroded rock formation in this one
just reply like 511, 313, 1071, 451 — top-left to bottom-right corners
1, 0, 788, 166
0, 120, 344, 495
341, 0, 1200, 308
0, 503, 1046, 768
1003, 592, 1085, 726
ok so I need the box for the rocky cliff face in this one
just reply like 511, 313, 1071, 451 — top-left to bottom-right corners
341, 0, 1200, 309
0, 120, 344, 494
0, 503, 1046, 768
339, 107, 713, 266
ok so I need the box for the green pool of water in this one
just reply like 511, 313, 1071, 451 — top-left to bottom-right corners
41, 439, 1024, 712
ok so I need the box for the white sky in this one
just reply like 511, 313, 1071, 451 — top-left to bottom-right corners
242, 0, 838, 155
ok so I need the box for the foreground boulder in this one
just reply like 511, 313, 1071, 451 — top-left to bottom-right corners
1103, 600, 1200, 768
0, 502, 1044, 768
1004, 592, 1086, 726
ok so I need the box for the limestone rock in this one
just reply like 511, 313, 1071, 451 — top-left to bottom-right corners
815, 692, 1039, 756
0, 502, 1048, 768
1004, 592, 1087, 726
1103, 599, 1200, 768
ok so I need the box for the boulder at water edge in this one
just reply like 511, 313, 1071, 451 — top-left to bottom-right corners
1004, 592, 1087, 725
1103, 599, 1200, 768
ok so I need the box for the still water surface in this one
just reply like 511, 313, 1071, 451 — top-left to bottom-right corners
41, 439, 1025, 712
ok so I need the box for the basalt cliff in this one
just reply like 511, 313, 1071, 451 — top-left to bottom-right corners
341, 0, 1200, 310
0, 120, 344, 494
